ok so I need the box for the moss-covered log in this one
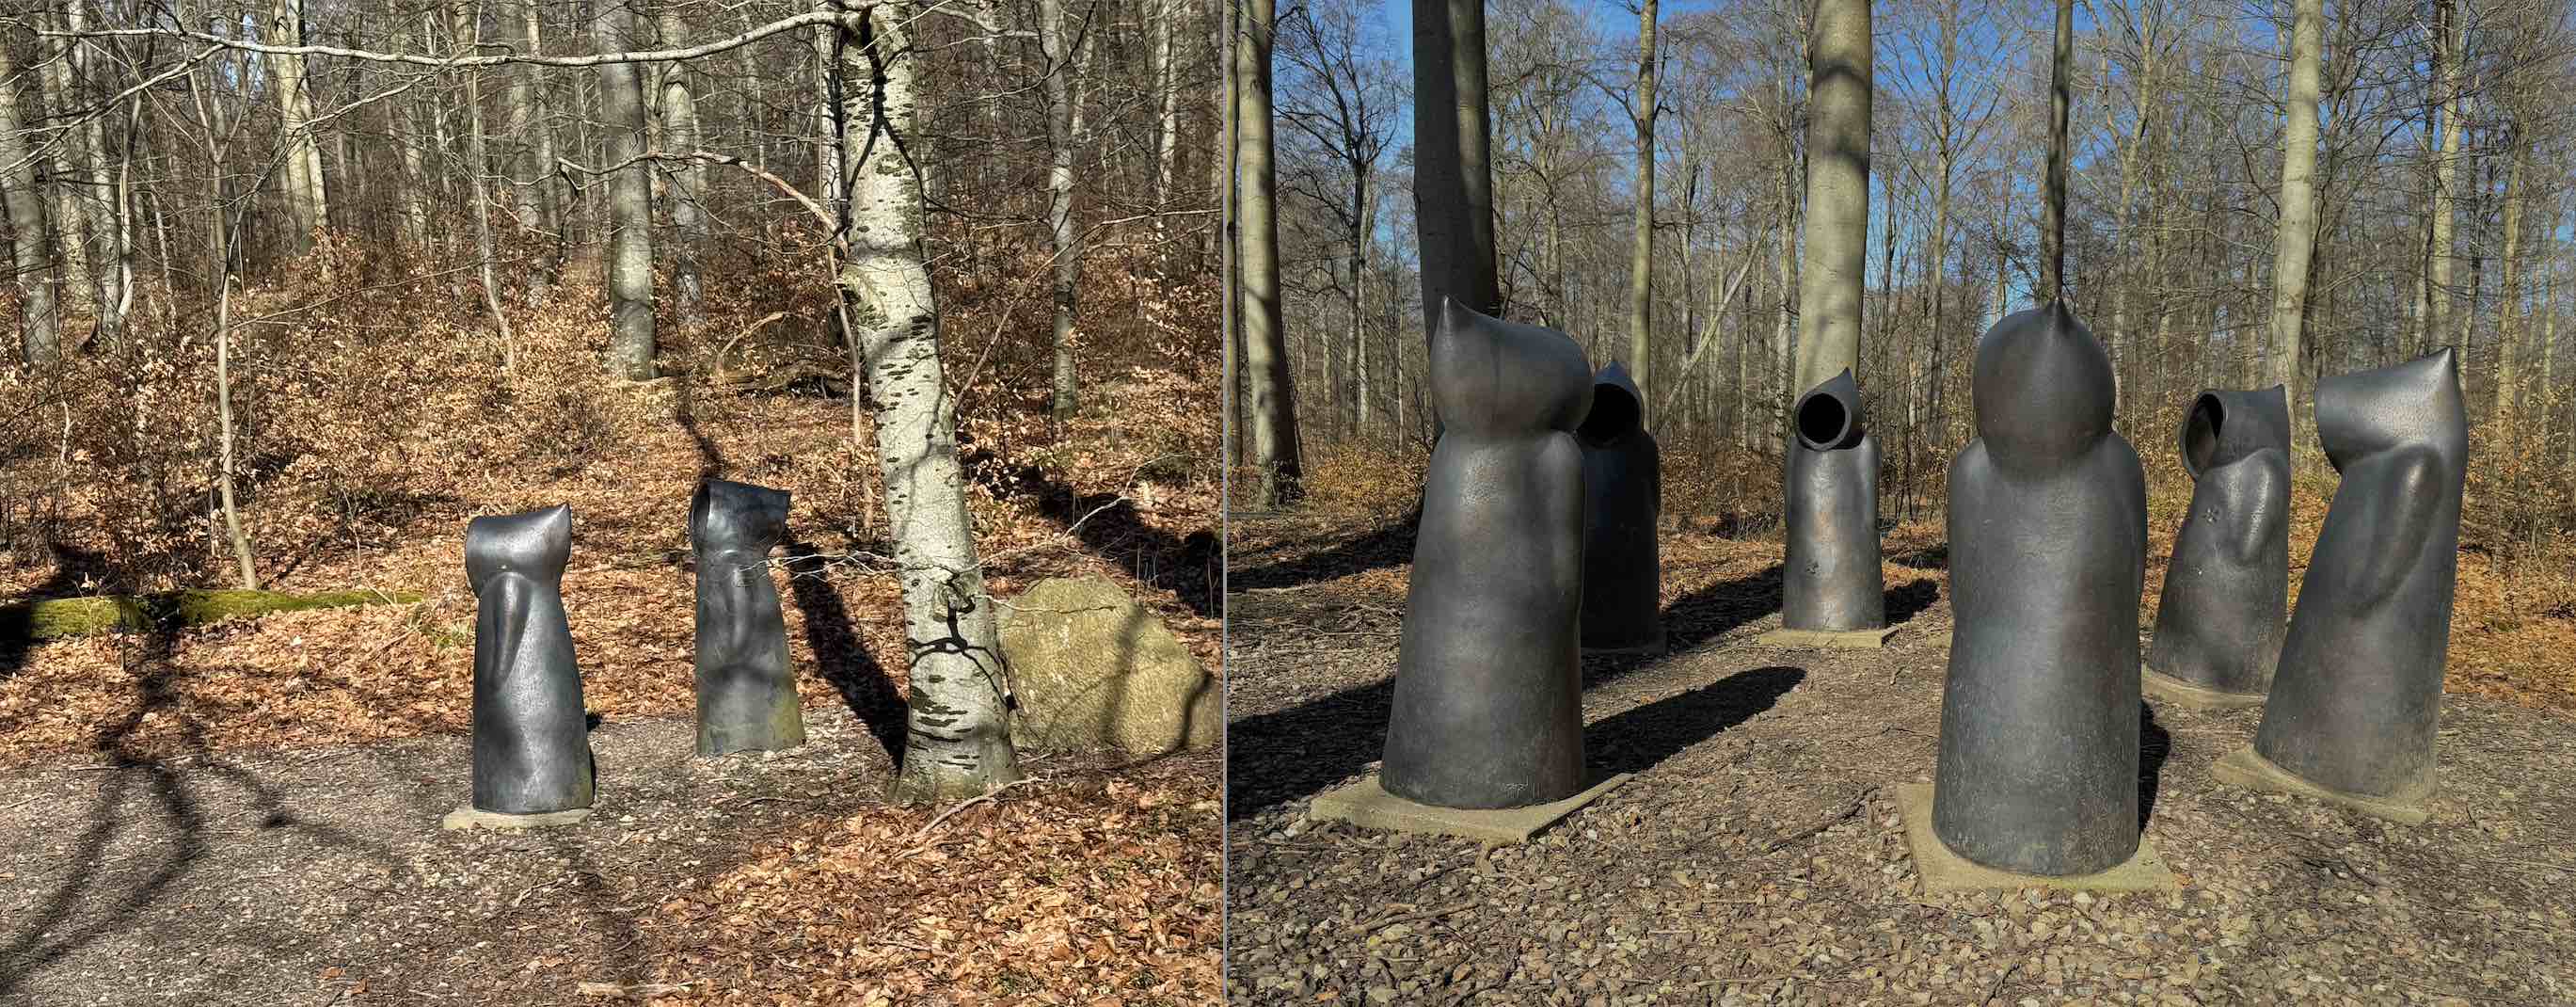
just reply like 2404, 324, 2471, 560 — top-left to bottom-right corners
0, 588, 421, 642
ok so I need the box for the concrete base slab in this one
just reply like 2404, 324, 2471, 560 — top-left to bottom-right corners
1307, 772, 1634, 843
1893, 783, 2178, 893
441, 805, 594, 831
2141, 667, 2267, 711
2208, 745, 2431, 825
1757, 626, 1900, 650
1583, 628, 1668, 657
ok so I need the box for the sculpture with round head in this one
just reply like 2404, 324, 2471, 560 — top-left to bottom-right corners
1972, 304, 2116, 476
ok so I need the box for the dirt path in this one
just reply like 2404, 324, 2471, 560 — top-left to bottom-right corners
1225, 521, 2576, 1006
0, 703, 1210, 1006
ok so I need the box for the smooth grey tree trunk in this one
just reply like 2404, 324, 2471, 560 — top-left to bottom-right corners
1241, 0, 1302, 504
2264, 0, 2324, 433
262, 0, 330, 249
1626, 0, 1658, 415
834, 2, 1022, 804
1410, 0, 1501, 341
656, 7, 706, 330
0, 41, 59, 364
2041, 0, 2071, 303
1042, 0, 1084, 425
1793, 0, 1868, 393
594, 0, 658, 379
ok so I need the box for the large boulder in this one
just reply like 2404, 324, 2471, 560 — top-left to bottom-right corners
999, 577, 1219, 755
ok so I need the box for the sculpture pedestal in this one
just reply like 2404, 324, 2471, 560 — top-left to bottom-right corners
2142, 666, 2266, 711
1307, 772, 1632, 844
441, 805, 594, 831
2209, 745, 2431, 825
1894, 783, 2175, 893
1757, 626, 1899, 650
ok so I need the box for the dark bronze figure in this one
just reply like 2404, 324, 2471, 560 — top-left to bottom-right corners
2245, 348, 2467, 808
467, 504, 595, 815
1382, 300, 1591, 809
692, 479, 803, 756
1932, 305, 2147, 876
2146, 385, 2291, 706
1783, 369, 1886, 631
1579, 361, 1662, 652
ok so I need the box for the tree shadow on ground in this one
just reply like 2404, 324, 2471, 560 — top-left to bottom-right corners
997, 462, 1220, 619
1589, 666, 1805, 775
1228, 563, 1789, 823
2139, 701, 2171, 829
1886, 580, 1941, 625
780, 538, 906, 761
1225, 509, 1417, 593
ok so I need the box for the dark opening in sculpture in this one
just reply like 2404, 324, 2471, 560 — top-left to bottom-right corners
692, 478, 803, 757
2245, 348, 2466, 807
1783, 369, 1886, 631
1579, 361, 1662, 652
467, 504, 595, 815
2146, 385, 2291, 705
1932, 305, 2146, 876
1382, 300, 1591, 809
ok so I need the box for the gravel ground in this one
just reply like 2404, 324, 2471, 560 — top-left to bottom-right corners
1224, 514, 2576, 1006
0, 702, 1171, 1006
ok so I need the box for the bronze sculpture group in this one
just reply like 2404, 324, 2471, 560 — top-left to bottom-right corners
1374, 297, 2468, 881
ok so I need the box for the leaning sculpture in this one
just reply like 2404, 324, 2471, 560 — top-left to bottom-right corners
2145, 385, 2292, 709
1782, 368, 1886, 633
1579, 360, 1662, 653
461, 504, 596, 823
692, 479, 804, 756
1932, 305, 2147, 876
2218, 348, 2467, 823
1381, 300, 1592, 809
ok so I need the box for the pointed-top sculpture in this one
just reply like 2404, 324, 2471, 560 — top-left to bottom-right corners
1381, 300, 1592, 809
1782, 367, 1886, 632
692, 479, 803, 757
1932, 305, 2148, 876
2224, 348, 2466, 822
464, 504, 595, 818
2146, 385, 2291, 708
1579, 360, 1663, 653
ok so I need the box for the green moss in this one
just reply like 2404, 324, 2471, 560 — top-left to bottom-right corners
0, 588, 421, 642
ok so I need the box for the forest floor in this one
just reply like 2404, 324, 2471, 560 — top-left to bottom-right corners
0, 280, 1225, 1005
1224, 499, 2576, 1007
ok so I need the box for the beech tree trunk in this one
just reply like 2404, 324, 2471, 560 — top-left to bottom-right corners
1793, 0, 1868, 393
263, 0, 330, 249
0, 41, 59, 364
2041, 0, 2071, 303
1626, 0, 1658, 413
594, 0, 658, 379
1042, 0, 1084, 424
1411, 0, 1501, 338
1240, 0, 1302, 504
2427, 0, 2461, 354
833, 2, 1022, 805
2264, 0, 2323, 429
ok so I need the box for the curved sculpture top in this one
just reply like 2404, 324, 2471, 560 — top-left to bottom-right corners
1782, 367, 1886, 631
1579, 361, 1663, 652
1384, 300, 1592, 809
2147, 385, 2292, 703
2250, 348, 2467, 806
691, 479, 803, 757
466, 504, 595, 816
1933, 304, 2147, 876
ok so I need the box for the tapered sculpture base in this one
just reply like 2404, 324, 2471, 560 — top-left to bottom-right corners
2209, 745, 2431, 825
1308, 772, 1632, 844
2142, 666, 2266, 711
1757, 626, 1899, 650
1895, 783, 2175, 893
441, 805, 595, 831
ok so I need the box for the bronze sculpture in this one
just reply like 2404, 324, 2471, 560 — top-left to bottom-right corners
2146, 385, 2291, 707
466, 504, 596, 817
692, 479, 803, 756
1579, 361, 1662, 653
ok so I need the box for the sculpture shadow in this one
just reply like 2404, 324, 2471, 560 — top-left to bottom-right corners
1225, 509, 1417, 593
780, 539, 906, 760
2139, 701, 2171, 829
1232, 562, 1790, 822
1884, 580, 1941, 625
1588, 666, 1805, 775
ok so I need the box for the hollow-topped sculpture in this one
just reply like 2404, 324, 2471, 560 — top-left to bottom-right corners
1382, 300, 1592, 809
464, 504, 595, 820
1578, 360, 1662, 653
1932, 305, 2147, 876
692, 478, 803, 756
2145, 385, 2291, 709
1782, 368, 1886, 632
2221, 348, 2466, 823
